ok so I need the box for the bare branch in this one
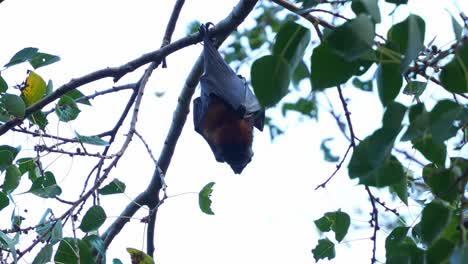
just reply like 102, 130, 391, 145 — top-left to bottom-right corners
315, 143, 352, 189
271, 0, 334, 30
336, 85, 356, 147
365, 186, 379, 264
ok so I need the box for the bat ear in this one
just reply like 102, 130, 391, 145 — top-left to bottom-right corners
254, 110, 265, 131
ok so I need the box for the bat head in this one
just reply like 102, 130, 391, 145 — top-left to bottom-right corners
219, 142, 253, 174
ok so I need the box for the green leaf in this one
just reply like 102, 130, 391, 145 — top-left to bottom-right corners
186, 20, 201, 35
430, 100, 464, 143
403, 81, 427, 97
332, 211, 350, 242
451, 157, 468, 176
0, 191, 9, 211
3, 165, 21, 194
0, 76, 8, 93
385, 226, 410, 255
439, 43, 468, 94
281, 98, 317, 118
16, 157, 37, 175
251, 55, 290, 107
351, 0, 381, 24
300, 0, 320, 8
320, 138, 339, 162
311, 238, 335, 261
127, 248, 155, 264
199, 182, 215, 215
29, 171, 62, 198
46, 80, 53, 96
79, 205, 107, 232
64, 89, 91, 106
29, 52, 60, 69
413, 135, 446, 166
0, 231, 17, 263
423, 164, 458, 203
326, 15, 375, 61
390, 177, 408, 205
55, 95, 80, 122
310, 43, 362, 90
401, 103, 429, 141
113, 259, 124, 264
362, 155, 405, 187
385, 0, 407, 4
427, 239, 455, 264
50, 219, 63, 245
387, 14, 426, 71
1, 93, 26, 118
251, 22, 310, 107
451, 245, 468, 264
314, 215, 333, 232
0, 145, 20, 171
314, 211, 350, 242
408, 102, 426, 122
35, 211, 62, 244
420, 201, 451, 246
382, 102, 407, 135
292, 60, 309, 89
54, 238, 94, 264
98, 179, 126, 195
451, 16, 463, 41
75, 132, 109, 146
348, 129, 400, 186
83, 235, 106, 263
352, 77, 373, 91
385, 226, 425, 262
4, 47, 38, 67
32, 244, 53, 264
377, 62, 402, 106
273, 21, 311, 70
247, 27, 267, 50
36, 209, 52, 234
29, 111, 48, 130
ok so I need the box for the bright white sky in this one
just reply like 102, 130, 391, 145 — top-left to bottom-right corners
0, 0, 466, 263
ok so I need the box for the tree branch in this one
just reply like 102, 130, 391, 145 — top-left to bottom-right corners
0, 3, 253, 137
101, 0, 259, 257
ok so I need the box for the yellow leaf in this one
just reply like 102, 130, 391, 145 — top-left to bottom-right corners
126, 248, 154, 264
21, 71, 46, 106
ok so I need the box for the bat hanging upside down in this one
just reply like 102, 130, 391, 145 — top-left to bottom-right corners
193, 23, 265, 174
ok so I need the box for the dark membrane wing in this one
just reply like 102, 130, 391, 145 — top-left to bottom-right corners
193, 97, 203, 134
200, 35, 244, 112
199, 24, 264, 129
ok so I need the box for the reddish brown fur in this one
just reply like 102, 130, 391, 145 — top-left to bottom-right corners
201, 97, 253, 146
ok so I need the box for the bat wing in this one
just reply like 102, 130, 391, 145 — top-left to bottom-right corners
193, 95, 225, 162
199, 24, 264, 131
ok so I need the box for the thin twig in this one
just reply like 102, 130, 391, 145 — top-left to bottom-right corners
135, 130, 158, 165
336, 85, 356, 147
271, 0, 334, 29
393, 148, 426, 167
315, 143, 352, 189
365, 186, 379, 264
35, 145, 116, 159
160, 0, 186, 68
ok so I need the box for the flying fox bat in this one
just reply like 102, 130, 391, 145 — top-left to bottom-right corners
193, 23, 265, 174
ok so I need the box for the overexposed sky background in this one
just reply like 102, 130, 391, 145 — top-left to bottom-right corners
0, 0, 466, 263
